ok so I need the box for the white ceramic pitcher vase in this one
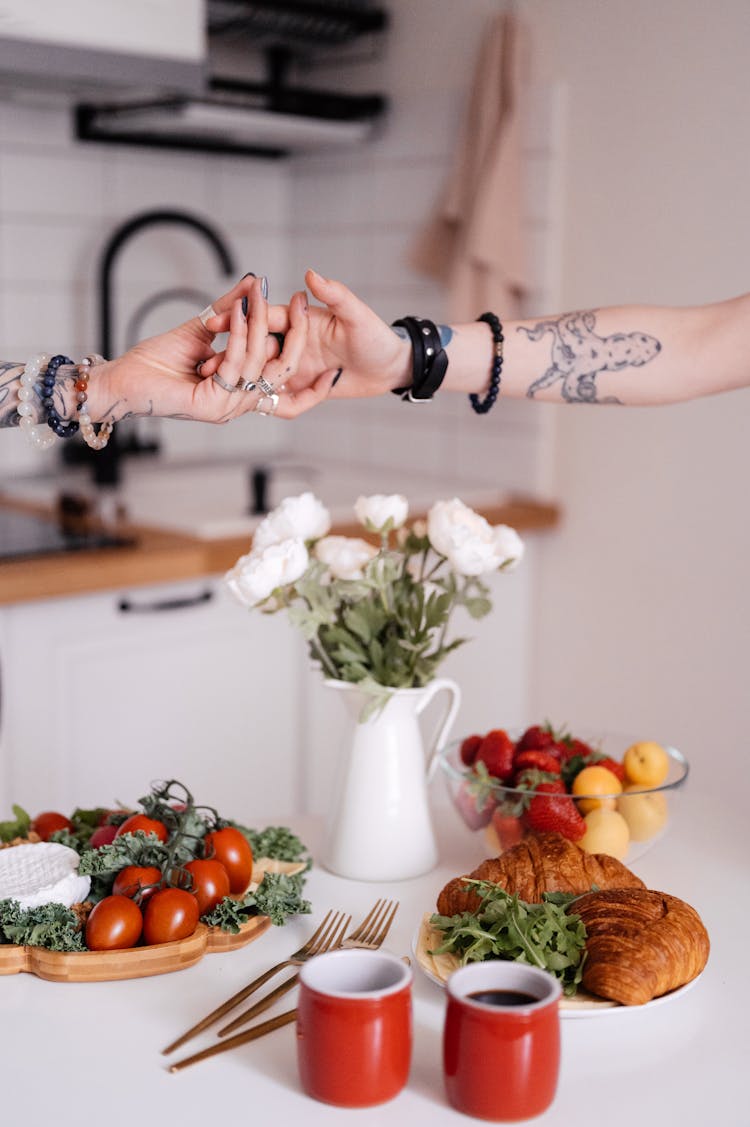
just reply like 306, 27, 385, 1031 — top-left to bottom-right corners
323, 677, 461, 882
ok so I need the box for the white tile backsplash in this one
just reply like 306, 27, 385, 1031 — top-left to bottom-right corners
0, 149, 106, 218
0, 0, 562, 489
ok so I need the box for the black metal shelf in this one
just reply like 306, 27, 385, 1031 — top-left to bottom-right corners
207, 1, 388, 47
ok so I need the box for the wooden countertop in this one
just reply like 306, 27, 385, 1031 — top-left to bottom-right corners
0, 495, 560, 607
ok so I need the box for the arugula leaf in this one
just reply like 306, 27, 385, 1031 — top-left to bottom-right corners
0, 899, 85, 952
430, 879, 587, 995
0, 805, 31, 843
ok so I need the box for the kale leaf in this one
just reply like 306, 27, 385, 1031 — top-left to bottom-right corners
0, 899, 86, 952
203, 872, 311, 931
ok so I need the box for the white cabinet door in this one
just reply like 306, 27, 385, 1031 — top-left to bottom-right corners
0, 577, 303, 824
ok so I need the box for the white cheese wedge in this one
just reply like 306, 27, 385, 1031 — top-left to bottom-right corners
0, 842, 91, 909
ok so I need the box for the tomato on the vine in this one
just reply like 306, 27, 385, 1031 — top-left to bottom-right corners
203, 827, 254, 894
143, 888, 199, 945
183, 859, 230, 915
31, 811, 74, 841
115, 814, 168, 843
85, 895, 143, 951
112, 865, 163, 903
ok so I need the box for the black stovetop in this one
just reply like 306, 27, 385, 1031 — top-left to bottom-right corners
0, 506, 134, 561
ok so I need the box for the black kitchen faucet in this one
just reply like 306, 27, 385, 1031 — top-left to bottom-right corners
84, 209, 235, 487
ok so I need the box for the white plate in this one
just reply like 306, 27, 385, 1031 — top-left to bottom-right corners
411, 920, 703, 1018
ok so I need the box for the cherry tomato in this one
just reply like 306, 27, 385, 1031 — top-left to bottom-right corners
114, 814, 168, 843
203, 827, 254, 895
89, 824, 118, 849
85, 895, 143, 951
143, 888, 200, 945
112, 865, 163, 903
183, 859, 230, 915
30, 811, 74, 841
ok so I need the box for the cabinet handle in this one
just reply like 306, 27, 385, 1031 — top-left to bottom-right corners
117, 588, 214, 614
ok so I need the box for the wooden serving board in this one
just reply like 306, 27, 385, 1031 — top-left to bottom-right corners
0, 915, 271, 983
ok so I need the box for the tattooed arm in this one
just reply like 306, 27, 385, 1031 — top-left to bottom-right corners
265, 272, 749, 407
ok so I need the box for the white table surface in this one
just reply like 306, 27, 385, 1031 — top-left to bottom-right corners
2, 797, 746, 1127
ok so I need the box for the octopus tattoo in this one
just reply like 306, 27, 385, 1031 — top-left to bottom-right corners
520, 311, 662, 403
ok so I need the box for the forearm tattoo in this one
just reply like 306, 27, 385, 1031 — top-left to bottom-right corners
0, 360, 85, 428
0, 362, 27, 428
518, 311, 662, 403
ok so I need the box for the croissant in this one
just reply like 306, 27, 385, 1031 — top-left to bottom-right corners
574, 888, 710, 1005
436, 832, 645, 915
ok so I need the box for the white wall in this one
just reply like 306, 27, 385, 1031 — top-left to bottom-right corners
287, 0, 561, 494
518, 0, 750, 801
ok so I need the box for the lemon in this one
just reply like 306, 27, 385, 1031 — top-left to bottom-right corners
578, 808, 630, 860
572, 764, 623, 814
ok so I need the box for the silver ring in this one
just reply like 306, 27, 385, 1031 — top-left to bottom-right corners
212, 372, 243, 394
199, 304, 218, 328
254, 392, 279, 416
256, 376, 276, 396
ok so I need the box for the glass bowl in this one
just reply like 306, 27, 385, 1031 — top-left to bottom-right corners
434, 732, 689, 866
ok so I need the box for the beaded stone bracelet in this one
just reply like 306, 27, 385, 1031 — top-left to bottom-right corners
42, 354, 79, 439
469, 312, 504, 415
17, 353, 114, 451
17, 353, 56, 449
76, 354, 114, 451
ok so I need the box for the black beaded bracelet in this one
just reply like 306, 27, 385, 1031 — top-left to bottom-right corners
42, 354, 79, 438
390, 316, 449, 403
469, 312, 504, 415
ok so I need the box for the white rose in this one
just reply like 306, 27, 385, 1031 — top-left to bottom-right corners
252, 492, 331, 552
225, 538, 309, 607
492, 524, 525, 571
354, 493, 409, 533
314, 535, 378, 580
427, 498, 523, 577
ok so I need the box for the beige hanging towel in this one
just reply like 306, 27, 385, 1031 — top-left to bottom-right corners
409, 10, 530, 321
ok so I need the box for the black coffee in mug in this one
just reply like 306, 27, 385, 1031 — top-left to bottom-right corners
468, 989, 538, 1007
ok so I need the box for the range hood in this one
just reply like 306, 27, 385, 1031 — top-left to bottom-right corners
76, 78, 387, 159
75, 1, 390, 158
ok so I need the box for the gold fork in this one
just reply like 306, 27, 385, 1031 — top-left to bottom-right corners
341, 898, 400, 951
161, 909, 350, 1055
216, 899, 399, 1037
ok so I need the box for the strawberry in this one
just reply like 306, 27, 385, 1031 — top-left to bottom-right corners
459, 734, 483, 767
523, 783, 586, 841
515, 770, 566, 794
490, 808, 526, 851
589, 755, 626, 784
455, 780, 496, 830
475, 729, 515, 782
568, 737, 597, 761
516, 724, 557, 753
513, 750, 563, 777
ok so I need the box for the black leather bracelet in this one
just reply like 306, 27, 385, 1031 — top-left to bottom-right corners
469, 312, 504, 415
391, 316, 449, 402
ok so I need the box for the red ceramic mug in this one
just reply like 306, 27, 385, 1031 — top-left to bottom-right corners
297, 949, 412, 1107
443, 962, 562, 1121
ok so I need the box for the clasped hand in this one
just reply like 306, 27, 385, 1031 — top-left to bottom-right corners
102, 270, 409, 426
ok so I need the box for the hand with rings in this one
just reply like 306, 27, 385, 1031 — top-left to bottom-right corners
195, 284, 339, 420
